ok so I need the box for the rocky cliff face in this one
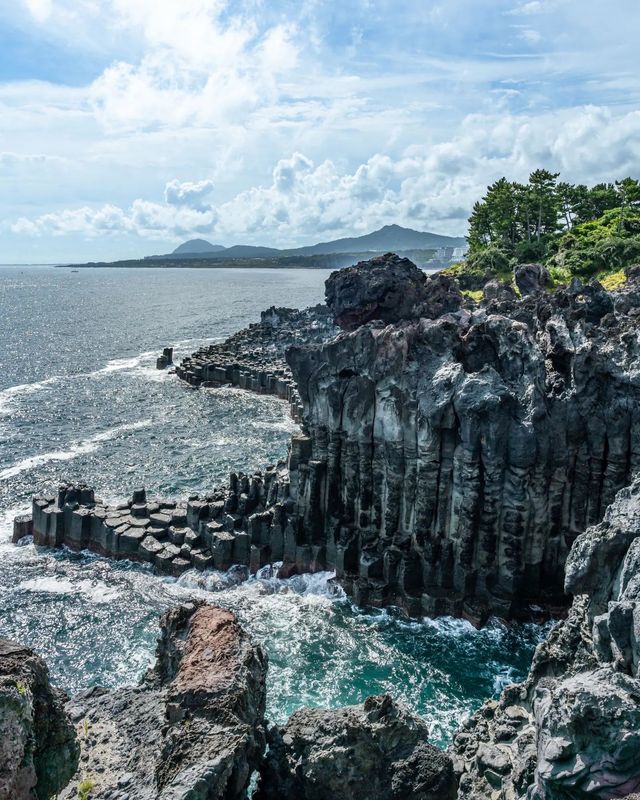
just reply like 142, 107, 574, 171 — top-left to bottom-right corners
21, 258, 640, 624
255, 693, 456, 800
59, 602, 268, 800
453, 475, 640, 799
0, 639, 78, 800
285, 257, 640, 621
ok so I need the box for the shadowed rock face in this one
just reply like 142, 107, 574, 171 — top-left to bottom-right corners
514, 263, 550, 295
285, 264, 640, 621
254, 694, 456, 800
0, 639, 79, 800
59, 603, 268, 800
454, 475, 640, 799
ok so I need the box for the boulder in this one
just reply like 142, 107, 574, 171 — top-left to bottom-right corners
254, 694, 456, 800
325, 253, 462, 330
514, 263, 550, 295
0, 639, 78, 800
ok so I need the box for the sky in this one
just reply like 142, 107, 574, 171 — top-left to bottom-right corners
1, 0, 639, 263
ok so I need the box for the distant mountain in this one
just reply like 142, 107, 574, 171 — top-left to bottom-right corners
172, 239, 226, 255
221, 244, 281, 258
163, 225, 465, 261
285, 224, 465, 257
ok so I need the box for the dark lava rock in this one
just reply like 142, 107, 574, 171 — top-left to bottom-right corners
482, 279, 517, 304
514, 263, 550, 295
454, 475, 640, 799
0, 639, 78, 800
59, 602, 267, 800
325, 252, 461, 330
254, 694, 456, 800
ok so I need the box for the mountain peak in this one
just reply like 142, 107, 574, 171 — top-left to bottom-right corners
172, 239, 226, 255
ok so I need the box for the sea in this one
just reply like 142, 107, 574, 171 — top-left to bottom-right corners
0, 265, 546, 746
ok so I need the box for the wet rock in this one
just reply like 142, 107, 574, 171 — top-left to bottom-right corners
0, 639, 78, 800
11, 514, 33, 544
59, 603, 268, 800
255, 694, 456, 800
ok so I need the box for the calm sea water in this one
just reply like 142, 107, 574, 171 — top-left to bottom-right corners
0, 265, 545, 745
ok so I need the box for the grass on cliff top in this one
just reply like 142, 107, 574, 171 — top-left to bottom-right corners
450, 261, 629, 297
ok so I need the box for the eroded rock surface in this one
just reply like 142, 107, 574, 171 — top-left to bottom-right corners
454, 476, 640, 799
255, 694, 456, 800
286, 264, 640, 621
176, 304, 337, 423
59, 602, 267, 800
0, 639, 78, 800
325, 252, 462, 330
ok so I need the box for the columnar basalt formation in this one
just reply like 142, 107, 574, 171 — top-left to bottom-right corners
453, 475, 640, 799
175, 305, 338, 424
17, 259, 640, 623
59, 602, 268, 800
0, 640, 79, 800
285, 258, 640, 620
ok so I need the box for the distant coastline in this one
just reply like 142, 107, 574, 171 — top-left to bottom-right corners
55, 249, 452, 271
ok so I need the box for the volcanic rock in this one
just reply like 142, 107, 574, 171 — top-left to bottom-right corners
453, 475, 640, 799
0, 639, 78, 800
59, 602, 267, 800
254, 694, 456, 800
325, 252, 462, 330
514, 262, 550, 295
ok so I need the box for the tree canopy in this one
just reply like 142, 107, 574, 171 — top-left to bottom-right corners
463, 171, 640, 282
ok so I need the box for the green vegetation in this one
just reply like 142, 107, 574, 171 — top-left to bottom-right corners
15, 680, 28, 696
456, 171, 640, 289
77, 778, 95, 800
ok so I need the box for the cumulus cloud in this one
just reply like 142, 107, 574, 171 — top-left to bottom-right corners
11, 105, 640, 245
3, 0, 640, 260
164, 179, 214, 209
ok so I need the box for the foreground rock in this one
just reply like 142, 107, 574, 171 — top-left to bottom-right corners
255, 694, 456, 800
59, 603, 267, 800
0, 640, 78, 800
454, 475, 640, 799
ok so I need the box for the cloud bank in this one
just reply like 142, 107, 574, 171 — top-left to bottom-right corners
1, 0, 639, 259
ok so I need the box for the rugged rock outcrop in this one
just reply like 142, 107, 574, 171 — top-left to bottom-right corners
514, 263, 550, 295
176, 304, 337, 424
59, 602, 267, 800
453, 475, 640, 799
254, 693, 456, 800
0, 639, 78, 800
325, 252, 462, 329
285, 261, 640, 621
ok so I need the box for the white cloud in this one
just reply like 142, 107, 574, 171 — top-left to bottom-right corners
11, 106, 640, 246
164, 179, 214, 208
3, 0, 640, 261
22, 0, 52, 23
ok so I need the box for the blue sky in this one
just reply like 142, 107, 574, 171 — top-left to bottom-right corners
1, 0, 639, 262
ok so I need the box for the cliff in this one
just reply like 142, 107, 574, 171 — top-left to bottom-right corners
19, 256, 640, 625
453, 475, 640, 798
286, 255, 640, 621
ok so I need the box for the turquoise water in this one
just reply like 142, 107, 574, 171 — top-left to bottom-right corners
0, 266, 545, 746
